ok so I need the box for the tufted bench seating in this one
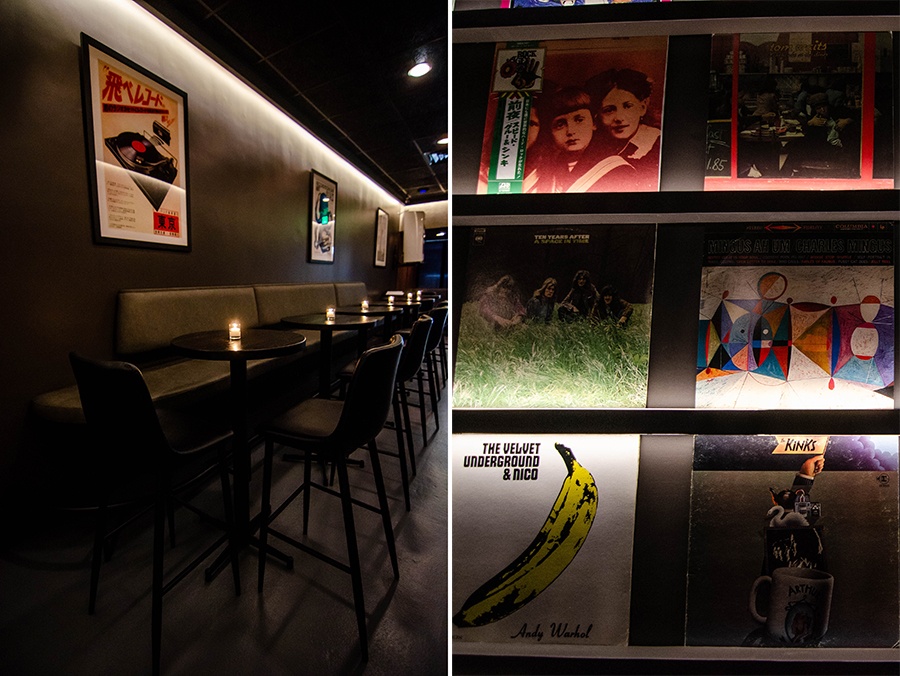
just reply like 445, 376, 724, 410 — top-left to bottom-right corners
32, 282, 367, 426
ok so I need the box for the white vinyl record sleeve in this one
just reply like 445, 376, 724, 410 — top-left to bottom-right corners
452, 434, 640, 653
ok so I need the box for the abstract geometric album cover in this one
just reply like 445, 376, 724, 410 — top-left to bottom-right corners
697, 221, 894, 409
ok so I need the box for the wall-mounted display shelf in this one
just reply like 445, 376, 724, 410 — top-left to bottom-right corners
451, 1, 900, 672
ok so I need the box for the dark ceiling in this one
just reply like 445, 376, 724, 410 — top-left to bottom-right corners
141, 0, 448, 205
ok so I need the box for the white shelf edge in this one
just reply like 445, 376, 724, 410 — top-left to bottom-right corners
453, 16, 900, 43
453, 211, 900, 226
454, 643, 899, 661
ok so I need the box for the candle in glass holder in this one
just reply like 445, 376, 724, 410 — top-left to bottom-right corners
326, 307, 336, 321
416, 290, 422, 301
228, 321, 241, 341
361, 299, 369, 311
407, 292, 413, 302
387, 295, 394, 305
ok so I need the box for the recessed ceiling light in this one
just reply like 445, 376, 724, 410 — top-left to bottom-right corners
437, 136, 448, 145
408, 62, 432, 78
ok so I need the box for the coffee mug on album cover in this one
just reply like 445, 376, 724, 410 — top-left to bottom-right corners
749, 567, 834, 645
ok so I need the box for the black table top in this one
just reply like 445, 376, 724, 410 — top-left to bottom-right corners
171, 328, 307, 361
388, 293, 440, 301
281, 313, 383, 330
334, 305, 403, 316
369, 300, 421, 309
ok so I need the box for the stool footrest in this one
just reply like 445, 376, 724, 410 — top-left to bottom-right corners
268, 527, 351, 575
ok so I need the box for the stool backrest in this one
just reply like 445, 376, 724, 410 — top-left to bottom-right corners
423, 306, 448, 353
398, 315, 433, 382
69, 352, 169, 472
334, 334, 403, 450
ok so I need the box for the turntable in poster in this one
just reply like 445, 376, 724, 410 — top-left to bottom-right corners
104, 130, 177, 183
104, 129, 178, 211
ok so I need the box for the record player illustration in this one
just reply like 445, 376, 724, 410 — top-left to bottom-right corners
104, 128, 178, 210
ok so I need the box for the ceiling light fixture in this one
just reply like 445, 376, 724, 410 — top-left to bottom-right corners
437, 135, 448, 145
408, 62, 432, 78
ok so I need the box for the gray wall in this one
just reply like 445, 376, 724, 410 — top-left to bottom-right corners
0, 0, 443, 503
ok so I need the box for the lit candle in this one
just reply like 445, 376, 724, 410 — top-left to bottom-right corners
326, 307, 336, 321
361, 299, 369, 311
228, 321, 241, 341
387, 295, 394, 305
416, 290, 422, 301
407, 292, 413, 302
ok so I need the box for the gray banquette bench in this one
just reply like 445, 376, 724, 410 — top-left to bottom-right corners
31, 281, 371, 426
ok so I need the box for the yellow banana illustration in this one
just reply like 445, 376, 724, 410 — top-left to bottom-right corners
453, 442, 598, 627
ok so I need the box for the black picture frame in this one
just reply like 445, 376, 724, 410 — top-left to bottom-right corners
375, 208, 389, 267
80, 33, 190, 251
309, 170, 337, 264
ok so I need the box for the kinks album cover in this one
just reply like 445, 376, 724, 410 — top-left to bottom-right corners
705, 32, 894, 191
453, 224, 655, 409
696, 221, 894, 410
477, 36, 668, 194
452, 434, 640, 649
685, 435, 899, 648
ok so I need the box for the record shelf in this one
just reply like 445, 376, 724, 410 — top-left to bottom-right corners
451, 1, 900, 673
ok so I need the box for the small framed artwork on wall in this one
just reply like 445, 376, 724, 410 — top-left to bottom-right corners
309, 170, 337, 263
80, 33, 190, 251
374, 208, 389, 267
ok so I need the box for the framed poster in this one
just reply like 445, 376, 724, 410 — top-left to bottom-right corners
309, 170, 337, 263
80, 34, 190, 250
374, 208, 389, 267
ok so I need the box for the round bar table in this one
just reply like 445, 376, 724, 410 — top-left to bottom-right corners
369, 300, 422, 328
171, 329, 307, 576
334, 304, 403, 337
281, 313, 382, 398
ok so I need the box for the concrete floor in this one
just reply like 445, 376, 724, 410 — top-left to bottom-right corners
0, 386, 448, 675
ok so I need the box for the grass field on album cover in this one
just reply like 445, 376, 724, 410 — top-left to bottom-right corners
453, 302, 651, 408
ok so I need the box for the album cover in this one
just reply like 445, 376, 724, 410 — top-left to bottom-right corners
452, 434, 640, 649
696, 221, 894, 409
685, 435, 899, 647
454, 224, 655, 409
705, 32, 894, 191
477, 36, 668, 194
